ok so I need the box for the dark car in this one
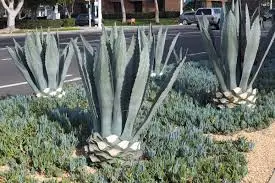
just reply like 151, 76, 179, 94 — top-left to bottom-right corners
76, 13, 98, 26
179, 11, 196, 25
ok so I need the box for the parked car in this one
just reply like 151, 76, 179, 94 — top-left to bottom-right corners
179, 11, 196, 25
76, 13, 98, 26
195, 8, 221, 30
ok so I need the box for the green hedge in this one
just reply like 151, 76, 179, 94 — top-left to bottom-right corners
0, 18, 76, 29
62, 18, 76, 27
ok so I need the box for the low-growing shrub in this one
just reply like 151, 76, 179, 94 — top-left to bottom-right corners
89, 122, 249, 182
63, 18, 76, 27
16, 19, 64, 29
157, 90, 275, 134
174, 61, 219, 104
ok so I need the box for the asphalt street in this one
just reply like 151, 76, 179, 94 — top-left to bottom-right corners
0, 24, 271, 97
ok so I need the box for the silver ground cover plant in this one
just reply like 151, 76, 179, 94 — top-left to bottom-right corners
7, 31, 74, 98
72, 27, 186, 163
198, 0, 275, 108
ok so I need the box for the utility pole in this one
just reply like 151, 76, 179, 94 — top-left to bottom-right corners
88, 0, 92, 28
98, 0, 102, 28
180, 0, 183, 15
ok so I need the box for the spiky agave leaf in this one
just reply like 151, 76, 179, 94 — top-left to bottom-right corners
7, 41, 40, 94
58, 40, 74, 89
198, 15, 228, 92
72, 38, 100, 132
133, 53, 187, 140
24, 34, 47, 91
220, 10, 238, 90
121, 38, 150, 140
112, 28, 129, 136
95, 32, 114, 138
45, 33, 60, 89
239, 15, 261, 91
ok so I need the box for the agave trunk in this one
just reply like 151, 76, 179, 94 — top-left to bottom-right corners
84, 133, 142, 163
213, 87, 257, 109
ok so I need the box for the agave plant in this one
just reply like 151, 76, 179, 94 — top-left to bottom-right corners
72, 27, 186, 163
7, 31, 74, 98
198, 0, 275, 108
149, 26, 180, 77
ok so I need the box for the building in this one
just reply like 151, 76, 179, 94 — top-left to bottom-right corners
74, 0, 181, 15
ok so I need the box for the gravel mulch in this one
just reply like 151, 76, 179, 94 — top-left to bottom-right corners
208, 122, 275, 183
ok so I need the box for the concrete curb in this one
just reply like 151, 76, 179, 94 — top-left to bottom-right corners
0, 24, 189, 37
0, 27, 103, 37
268, 169, 275, 183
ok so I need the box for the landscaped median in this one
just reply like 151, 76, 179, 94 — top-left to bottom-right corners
1, 1, 275, 182
0, 59, 275, 182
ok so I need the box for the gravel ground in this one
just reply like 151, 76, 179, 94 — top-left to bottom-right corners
209, 121, 275, 183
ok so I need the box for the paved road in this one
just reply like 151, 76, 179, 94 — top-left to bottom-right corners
0, 24, 271, 97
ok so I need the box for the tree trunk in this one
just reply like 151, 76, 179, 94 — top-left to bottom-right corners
155, 0, 160, 24
120, 0, 126, 23
0, 0, 24, 30
7, 13, 16, 30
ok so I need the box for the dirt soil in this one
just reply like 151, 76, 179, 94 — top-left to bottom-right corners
208, 121, 275, 183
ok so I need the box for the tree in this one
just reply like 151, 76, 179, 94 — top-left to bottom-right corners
57, 0, 75, 18
120, 0, 126, 23
0, 0, 24, 30
154, 0, 159, 24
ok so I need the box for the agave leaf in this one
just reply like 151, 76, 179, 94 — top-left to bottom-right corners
245, 4, 250, 39
133, 54, 187, 140
24, 34, 47, 90
220, 4, 226, 27
72, 38, 100, 132
221, 11, 238, 89
198, 16, 228, 92
112, 28, 128, 136
95, 33, 114, 137
158, 28, 167, 73
234, 0, 240, 34
45, 34, 60, 89
154, 27, 166, 74
7, 46, 40, 94
58, 41, 74, 88
121, 40, 150, 140
161, 33, 180, 74
127, 35, 136, 62
240, 16, 261, 90
249, 20, 275, 88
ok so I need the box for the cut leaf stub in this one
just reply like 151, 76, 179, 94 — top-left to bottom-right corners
214, 88, 257, 109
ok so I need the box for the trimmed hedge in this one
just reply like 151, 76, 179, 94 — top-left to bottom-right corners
0, 18, 76, 29
62, 18, 76, 27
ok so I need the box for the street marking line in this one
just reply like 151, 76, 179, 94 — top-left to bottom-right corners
188, 52, 207, 56
0, 74, 73, 89
1, 58, 12, 61
64, 77, 82, 83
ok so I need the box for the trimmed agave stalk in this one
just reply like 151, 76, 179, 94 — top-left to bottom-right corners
72, 27, 186, 163
198, 0, 275, 109
7, 31, 74, 98
149, 25, 180, 77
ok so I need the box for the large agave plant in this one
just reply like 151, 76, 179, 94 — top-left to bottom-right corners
149, 26, 180, 77
198, 0, 275, 108
7, 31, 74, 98
72, 27, 186, 163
